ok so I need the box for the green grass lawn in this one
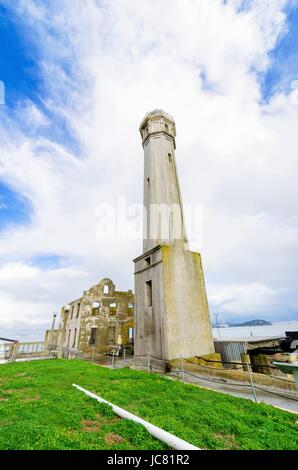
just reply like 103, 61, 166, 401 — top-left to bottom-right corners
0, 359, 297, 450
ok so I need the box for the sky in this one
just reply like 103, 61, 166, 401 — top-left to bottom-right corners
0, 0, 298, 340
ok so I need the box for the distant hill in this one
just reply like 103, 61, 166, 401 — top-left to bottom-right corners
230, 319, 272, 327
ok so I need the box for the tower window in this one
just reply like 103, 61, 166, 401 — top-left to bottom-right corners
165, 123, 169, 132
168, 153, 172, 162
145, 280, 152, 307
145, 256, 151, 266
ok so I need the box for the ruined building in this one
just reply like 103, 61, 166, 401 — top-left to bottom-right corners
133, 110, 214, 362
45, 278, 134, 356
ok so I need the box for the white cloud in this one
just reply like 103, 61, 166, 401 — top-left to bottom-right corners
0, 0, 297, 338
208, 282, 279, 316
0, 262, 39, 281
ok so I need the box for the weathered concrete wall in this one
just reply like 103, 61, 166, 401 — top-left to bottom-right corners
134, 244, 215, 361
162, 244, 214, 360
134, 246, 165, 359
180, 359, 296, 392
44, 328, 62, 348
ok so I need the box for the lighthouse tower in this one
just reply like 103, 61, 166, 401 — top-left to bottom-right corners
133, 110, 214, 362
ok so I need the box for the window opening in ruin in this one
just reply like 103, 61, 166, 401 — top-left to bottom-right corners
71, 305, 74, 319
73, 328, 77, 348
89, 328, 97, 346
92, 301, 100, 316
76, 303, 80, 318
108, 326, 115, 344
103, 285, 109, 294
67, 329, 71, 347
109, 302, 116, 308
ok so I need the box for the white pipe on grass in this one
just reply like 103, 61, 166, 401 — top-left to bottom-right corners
72, 383, 200, 450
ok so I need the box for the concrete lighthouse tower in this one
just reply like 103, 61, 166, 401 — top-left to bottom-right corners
133, 110, 214, 362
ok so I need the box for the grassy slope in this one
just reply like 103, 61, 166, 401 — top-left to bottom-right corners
0, 359, 297, 450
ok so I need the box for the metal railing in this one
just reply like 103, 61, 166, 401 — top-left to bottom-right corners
0, 341, 51, 363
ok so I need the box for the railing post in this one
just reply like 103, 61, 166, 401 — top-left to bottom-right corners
245, 358, 257, 403
123, 347, 126, 368
147, 352, 150, 373
112, 351, 115, 369
11, 342, 17, 363
91, 347, 95, 364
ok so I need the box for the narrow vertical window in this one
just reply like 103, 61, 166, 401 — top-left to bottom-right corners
76, 303, 80, 318
73, 328, 77, 348
145, 280, 152, 307
67, 329, 71, 347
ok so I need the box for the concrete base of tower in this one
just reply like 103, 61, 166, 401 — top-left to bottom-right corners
133, 243, 215, 362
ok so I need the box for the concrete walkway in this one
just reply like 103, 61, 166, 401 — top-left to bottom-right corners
170, 369, 298, 414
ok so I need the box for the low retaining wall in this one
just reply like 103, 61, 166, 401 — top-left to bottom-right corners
179, 360, 296, 392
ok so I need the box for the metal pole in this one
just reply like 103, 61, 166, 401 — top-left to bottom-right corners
123, 347, 126, 368
214, 312, 221, 339
180, 355, 185, 382
49, 313, 57, 351
147, 352, 150, 373
51, 313, 57, 331
112, 351, 115, 369
247, 362, 257, 403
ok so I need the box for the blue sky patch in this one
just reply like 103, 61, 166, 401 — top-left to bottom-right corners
261, 4, 298, 101
0, 4, 41, 108
0, 181, 32, 230
0, 4, 81, 155
30, 254, 65, 270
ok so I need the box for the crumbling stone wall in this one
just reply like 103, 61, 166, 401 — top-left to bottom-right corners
57, 278, 134, 356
